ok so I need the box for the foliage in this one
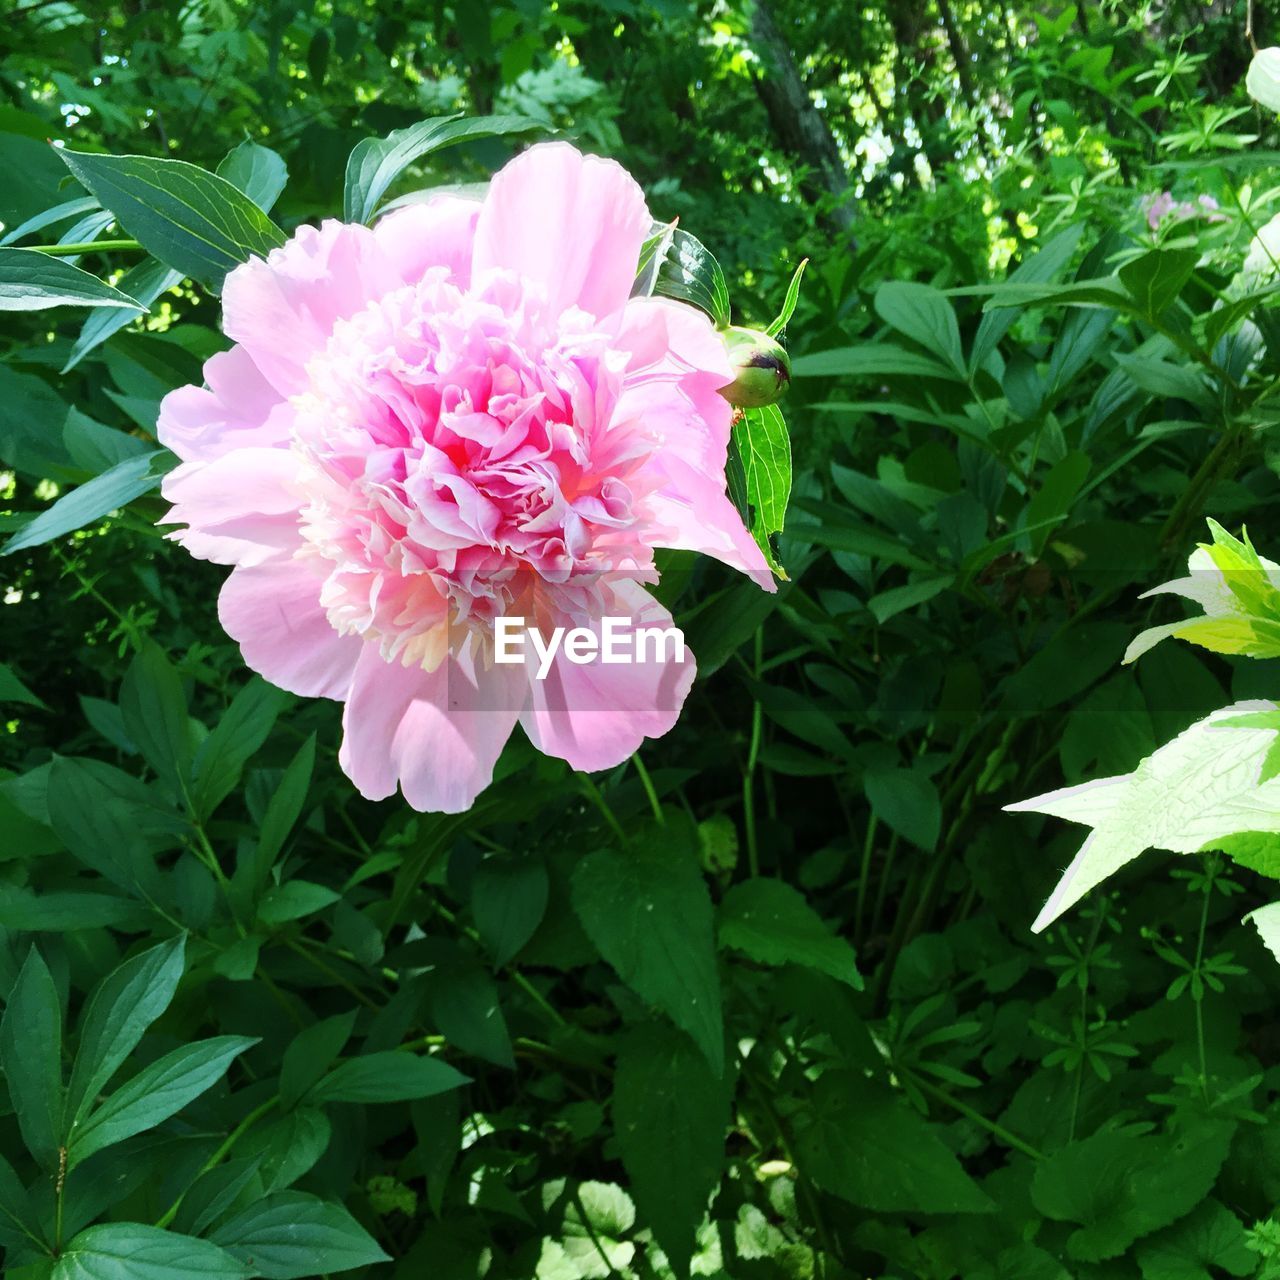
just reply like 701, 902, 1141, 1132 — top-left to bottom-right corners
5, 2, 1280, 1278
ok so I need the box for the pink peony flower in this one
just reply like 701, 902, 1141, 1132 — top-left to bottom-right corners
158, 142, 772, 813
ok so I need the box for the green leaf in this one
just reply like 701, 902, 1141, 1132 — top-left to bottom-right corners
54, 1223, 249, 1280
0, 247, 144, 312
653, 228, 731, 328
867, 573, 954, 624
0, 663, 47, 709
216, 140, 288, 214
0, 1150, 40, 1252
68, 1035, 257, 1169
209, 1191, 389, 1279
864, 768, 941, 852
257, 880, 339, 926
471, 856, 549, 967
428, 960, 514, 1070
570, 818, 724, 1075
1, 451, 164, 555
612, 1023, 726, 1278
732, 403, 791, 579
718, 878, 862, 989
1247, 901, 1280, 963
119, 641, 194, 792
279, 1012, 357, 1111
309, 1052, 470, 1105
66, 936, 185, 1129
0, 885, 152, 932
63, 258, 183, 374
0, 946, 63, 1168
874, 281, 966, 377
791, 1071, 992, 1213
1030, 1123, 1233, 1262
59, 151, 286, 290
1135, 1199, 1255, 1280
1112, 351, 1213, 410
1024, 450, 1091, 557
1, 195, 100, 247
791, 343, 961, 381
190, 679, 288, 822
343, 113, 542, 223
765, 258, 808, 337
249, 734, 315, 890
1119, 247, 1200, 318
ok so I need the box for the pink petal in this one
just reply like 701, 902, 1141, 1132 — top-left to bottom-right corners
157, 346, 290, 464
339, 643, 525, 813
221, 220, 405, 396
473, 142, 652, 320
613, 296, 736, 478
218, 556, 361, 699
161, 447, 302, 566
519, 583, 696, 772
643, 457, 774, 587
372, 195, 480, 289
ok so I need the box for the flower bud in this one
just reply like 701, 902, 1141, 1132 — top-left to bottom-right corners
718, 325, 791, 408
1247, 47, 1280, 113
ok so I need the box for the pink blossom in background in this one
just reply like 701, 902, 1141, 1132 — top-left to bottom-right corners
158, 142, 772, 813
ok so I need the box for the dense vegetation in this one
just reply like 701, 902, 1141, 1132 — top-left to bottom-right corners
5, 1, 1280, 1277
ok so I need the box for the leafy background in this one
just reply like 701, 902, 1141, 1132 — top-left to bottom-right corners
4, 1, 1280, 1278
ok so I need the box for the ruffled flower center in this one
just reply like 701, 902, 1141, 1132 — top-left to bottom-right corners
291, 268, 650, 669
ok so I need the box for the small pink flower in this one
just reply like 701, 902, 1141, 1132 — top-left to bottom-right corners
1145, 191, 1175, 231
158, 143, 771, 813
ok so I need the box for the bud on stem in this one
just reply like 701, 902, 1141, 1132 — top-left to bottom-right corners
717, 325, 791, 408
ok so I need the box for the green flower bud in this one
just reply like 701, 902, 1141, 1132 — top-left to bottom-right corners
718, 325, 791, 408
1247, 47, 1280, 113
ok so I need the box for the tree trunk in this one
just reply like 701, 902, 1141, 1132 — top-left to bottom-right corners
748, 0, 856, 241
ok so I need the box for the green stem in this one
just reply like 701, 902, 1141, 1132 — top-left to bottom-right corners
908, 1072, 1043, 1160
578, 773, 628, 846
631, 752, 664, 825
743, 629, 764, 878
854, 814, 878, 946
29, 239, 143, 255
155, 1096, 278, 1229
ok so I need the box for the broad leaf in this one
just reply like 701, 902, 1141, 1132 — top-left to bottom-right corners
309, 1052, 469, 1104
0, 946, 63, 1168
732, 403, 791, 579
471, 856, 549, 967
54, 1223, 248, 1280
652, 228, 731, 328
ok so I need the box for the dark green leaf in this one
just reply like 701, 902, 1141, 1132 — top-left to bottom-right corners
59, 151, 286, 290
190, 679, 288, 822
310, 1052, 470, 1105
864, 768, 942, 852
216, 141, 288, 214
0, 946, 63, 1168
471, 856, 549, 967
653, 228, 731, 328
54, 1223, 249, 1280
0, 247, 144, 312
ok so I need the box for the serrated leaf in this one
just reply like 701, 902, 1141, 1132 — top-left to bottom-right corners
343, 113, 541, 223
570, 819, 723, 1075
2, 451, 164, 555
59, 151, 286, 290
210, 1192, 389, 1279
0, 247, 144, 312
791, 1070, 992, 1213
613, 1023, 727, 1278
719, 878, 862, 989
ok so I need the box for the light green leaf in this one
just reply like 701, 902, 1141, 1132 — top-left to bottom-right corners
1119, 247, 1200, 318
209, 1192, 389, 1279
0, 247, 144, 312
2, 451, 164, 555
791, 343, 961, 381
68, 1035, 257, 1169
732, 403, 791, 579
1247, 901, 1280, 963
216, 140, 288, 214
54, 1223, 249, 1280
765, 257, 807, 337
309, 1052, 469, 1105
653, 228, 731, 328
612, 1023, 727, 1278
719, 878, 862, 989
62, 258, 183, 373
570, 818, 723, 1075
343, 113, 541, 223
1010, 701, 1280, 931
59, 151, 286, 290
0, 946, 63, 1168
